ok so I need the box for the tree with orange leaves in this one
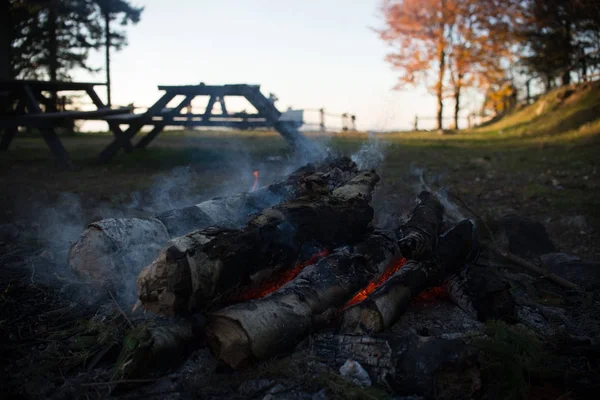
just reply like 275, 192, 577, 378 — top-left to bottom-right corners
378, 0, 454, 131
378, 0, 523, 129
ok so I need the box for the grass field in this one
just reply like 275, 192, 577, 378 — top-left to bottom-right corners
1, 81, 599, 260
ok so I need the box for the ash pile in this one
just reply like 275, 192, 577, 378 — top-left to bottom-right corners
6, 157, 600, 400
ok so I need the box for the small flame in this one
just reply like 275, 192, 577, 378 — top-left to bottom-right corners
343, 257, 407, 309
231, 249, 330, 302
251, 170, 260, 191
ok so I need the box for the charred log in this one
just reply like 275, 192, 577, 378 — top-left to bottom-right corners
68, 157, 358, 289
445, 264, 516, 323
137, 171, 380, 315
398, 191, 444, 260
204, 231, 400, 369
341, 220, 477, 334
311, 332, 481, 399
68, 218, 170, 287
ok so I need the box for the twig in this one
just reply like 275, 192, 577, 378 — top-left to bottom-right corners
30, 258, 36, 284
108, 291, 134, 329
483, 241, 581, 291
79, 378, 157, 386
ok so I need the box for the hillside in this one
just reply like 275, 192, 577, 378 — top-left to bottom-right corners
475, 80, 600, 142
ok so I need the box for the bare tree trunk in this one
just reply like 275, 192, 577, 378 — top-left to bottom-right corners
454, 83, 461, 130
436, 46, 445, 131
0, 0, 12, 80
436, 18, 446, 131
205, 231, 400, 368
48, 5, 58, 108
104, 8, 112, 107
341, 220, 477, 334
137, 171, 380, 315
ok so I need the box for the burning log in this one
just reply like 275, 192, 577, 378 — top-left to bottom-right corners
445, 264, 516, 323
204, 231, 401, 368
311, 332, 481, 399
341, 220, 477, 334
137, 170, 380, 315
68, 157, 358, 289
398, 191, 444, 260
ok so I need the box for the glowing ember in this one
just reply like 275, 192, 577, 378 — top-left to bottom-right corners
343, 257, 407, 309
414, 285, 449, 302
231, 249, 330, 302
251, 170, 260, 191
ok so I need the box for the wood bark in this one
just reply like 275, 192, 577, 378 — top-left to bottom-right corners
311, 332, 481, 399
137, 170, 380, 316
204, 231, 400, 368
69, 157, 358, 289
341, 220, 476, 334
445, 264, 516, 323
398, 191, 444, 260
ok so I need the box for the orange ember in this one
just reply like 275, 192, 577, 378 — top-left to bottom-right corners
233, 249, 330, 302
251, 170, 260, 191
414, 285, 449, 302
343, 257, 407, 309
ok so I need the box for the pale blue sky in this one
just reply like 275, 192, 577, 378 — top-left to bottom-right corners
75, 0, 477, 131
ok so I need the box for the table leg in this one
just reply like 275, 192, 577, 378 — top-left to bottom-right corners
135, 123, 166, 149
39, 126, 74, 168
21, 84, 74, 168
98, 123, 142, 162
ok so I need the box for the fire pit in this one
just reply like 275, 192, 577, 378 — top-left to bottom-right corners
55, 156, 598, 399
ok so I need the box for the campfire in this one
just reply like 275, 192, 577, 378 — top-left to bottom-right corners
66, 156, 556, 397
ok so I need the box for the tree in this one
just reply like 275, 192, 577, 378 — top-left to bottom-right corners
94, 0, 143, 106
446, 0, 523, 127
378, 0, 455, 131
519, 0, 600, 90
378, 0, 523, 130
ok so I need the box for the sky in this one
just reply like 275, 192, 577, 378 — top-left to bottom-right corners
74, 0, 479, 131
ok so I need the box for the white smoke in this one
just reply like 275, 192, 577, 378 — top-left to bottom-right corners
411, 166, 471, 225
351, 132, 389, 171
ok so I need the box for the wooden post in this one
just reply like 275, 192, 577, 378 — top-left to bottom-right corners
341, 113, 348, 131
319, 108, 325, 132
414, 115, 419, 131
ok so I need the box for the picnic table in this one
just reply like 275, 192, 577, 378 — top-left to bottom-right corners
1, 81, 312, 167
97, 83, 309, 162
0, 80, 131, 168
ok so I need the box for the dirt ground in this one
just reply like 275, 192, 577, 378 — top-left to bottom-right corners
1, 129, 599, 399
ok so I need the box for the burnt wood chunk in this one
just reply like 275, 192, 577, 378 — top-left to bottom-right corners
398, 191, 444, 260
341, 220, 477, 334
445, 264, 516, 323
204, 231, 400, 369
137, 170, 380, 315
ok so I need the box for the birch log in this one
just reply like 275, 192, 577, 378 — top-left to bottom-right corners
68, 157, 358, 288
204, 231, 400, 368
341, 220, 477, 334
137, 171, 380, 315
398, 191, 444, 260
